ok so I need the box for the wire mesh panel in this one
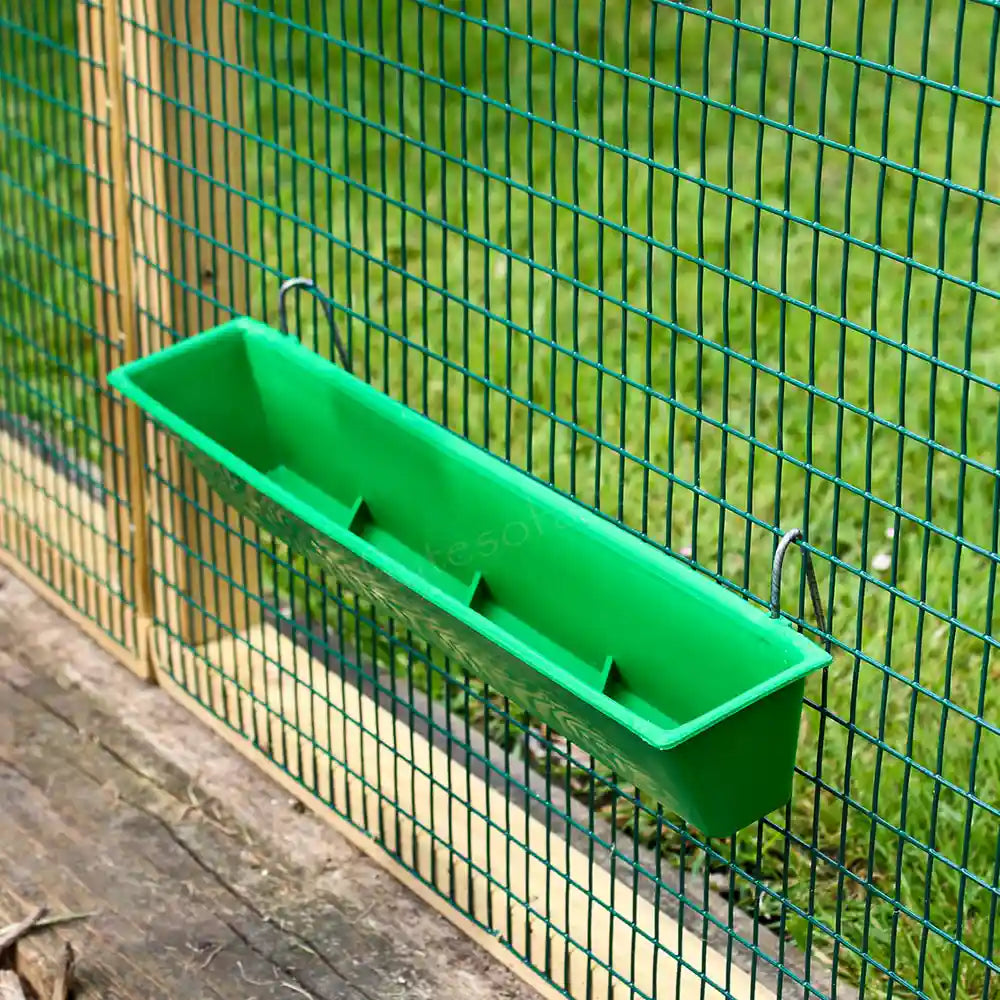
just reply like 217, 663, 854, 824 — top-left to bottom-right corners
0, 0, 138, 654
135, 1, 1000, 997
3, 0, 1000, 998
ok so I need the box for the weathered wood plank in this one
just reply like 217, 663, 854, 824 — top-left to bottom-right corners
0, 568, 539, 1000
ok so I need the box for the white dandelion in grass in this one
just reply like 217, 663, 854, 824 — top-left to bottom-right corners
871, 552, 892, 572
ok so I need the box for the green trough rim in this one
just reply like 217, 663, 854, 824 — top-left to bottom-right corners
109, 319, 832, 752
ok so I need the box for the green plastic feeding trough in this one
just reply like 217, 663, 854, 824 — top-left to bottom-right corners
109, 279, 831, 835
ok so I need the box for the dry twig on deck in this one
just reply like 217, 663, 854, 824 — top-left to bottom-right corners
0, 907, 93, 957
50, 941, 75, 1000
0, 907, 47, 955
0, 971, 27, 1000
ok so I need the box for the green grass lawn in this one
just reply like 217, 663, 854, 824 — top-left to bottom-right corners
4, 1, 1000, 996
0, 0, 101, 462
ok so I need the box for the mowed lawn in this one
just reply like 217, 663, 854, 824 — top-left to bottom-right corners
4, 1, 1000, 996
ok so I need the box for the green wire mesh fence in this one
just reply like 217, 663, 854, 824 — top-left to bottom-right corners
0, 0, 138, 650
3, 1, 1000, 998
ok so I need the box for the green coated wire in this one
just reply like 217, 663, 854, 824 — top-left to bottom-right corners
7, 2, 1000, 998
0, 0, 132, 640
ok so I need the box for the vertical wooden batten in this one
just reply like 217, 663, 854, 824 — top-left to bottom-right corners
78, 0, 153, 674
120, 0, 262, 654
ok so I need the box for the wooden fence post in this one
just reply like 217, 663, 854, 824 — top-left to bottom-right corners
83, 0, 261, 667
78, 0, 154, 676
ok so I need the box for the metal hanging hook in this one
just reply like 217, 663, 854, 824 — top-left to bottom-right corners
770, 528, 827, 634
277, 276, 352, 372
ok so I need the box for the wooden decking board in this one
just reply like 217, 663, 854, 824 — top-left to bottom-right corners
0, 569, 538, 1000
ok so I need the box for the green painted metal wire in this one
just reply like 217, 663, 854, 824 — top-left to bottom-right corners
0, 0, 137, 647
4, 1, 1000, 998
